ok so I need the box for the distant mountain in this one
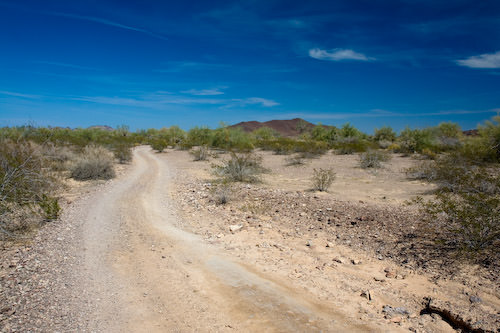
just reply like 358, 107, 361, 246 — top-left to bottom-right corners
229, 118, 317, 137
462, 129, 479, 136
88, 125, 114, 131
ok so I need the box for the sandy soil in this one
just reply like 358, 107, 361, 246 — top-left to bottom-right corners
1, 147, 498, 332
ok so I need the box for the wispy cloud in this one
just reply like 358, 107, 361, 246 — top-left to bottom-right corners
155, 61, 231, 73
69, 93, 278, 109
309, 48, 374, 62
49, 12, 168, 41
280, 108, 499, 120
227, 97, 279, 108
32, 61, 100, 71
456, 51, 500, 69
0, 90, 40, 99
181, 88, 225, 96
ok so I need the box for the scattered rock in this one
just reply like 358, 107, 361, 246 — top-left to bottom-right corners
351, 259, 362, 265
216, 233, 224, 238
326, 242, 334, 248
332, 257, 344, 264
382, 305, 410, 319
360, 290, 372, 301
229, 225, 243, 233
469, 295, 482, 304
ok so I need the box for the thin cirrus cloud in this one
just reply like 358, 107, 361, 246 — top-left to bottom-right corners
48, 12, 169, 41
0, 90, 40, 99
69, 94, 279, 109
309, 48, 373, 62
229, 97, 279, 107
456, 51, 500, 69
181, 88, 225, 96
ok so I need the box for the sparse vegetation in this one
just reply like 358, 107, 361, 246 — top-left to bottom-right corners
70, 145, 116, 180
190, 145, 210, 161
0, 140, 59, 238
311, 168, 335, 192
285, 154, 306, 166
210, 180, 232, 205
359, 149, 391, 169
213, 152, 266, 183
150, 138, 168, 153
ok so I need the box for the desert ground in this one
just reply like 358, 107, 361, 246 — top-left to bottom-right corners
1, 146, 498, 332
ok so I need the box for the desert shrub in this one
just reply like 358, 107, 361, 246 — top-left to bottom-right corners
150, 138, 168, 153
398, 127, 434, 154
42, 143, 76, 171
374, 126, 396, 142
333, 137, 373, 154
377, 140, 393, 149
359, 149, 391, 169
479, 115, 500, 161
410, 152, 500, 253
186, 126, 212, 146
210, 180, 232, 205
419, 192, 499, 252
285, 154, 306, 166
213, 152, 266, 183
407, 153, 500, 194
311, 168, 336, 192
339, 123, 362, 139
419, 148, 437, 160
0, 140, 59, 237
252, 127, 280, 141
112, 142, 133, 164
294, 140, 329, 157
70, 145, 115, 180
190, 145, 209, 161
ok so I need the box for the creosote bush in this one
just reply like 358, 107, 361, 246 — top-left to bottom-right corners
410, 151, 500, 253
70, 145, 115, 180
190, 145, 209, 161
210, 180, 232, 205
311, 168, 335, 192
359, 149, 391, 169
213, 152, 266, 183
285, 154, 306, 166
0, 140, 59, 238
113, 142, 133, 164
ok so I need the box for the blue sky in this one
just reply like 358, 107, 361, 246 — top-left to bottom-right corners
0, 0, 499, 132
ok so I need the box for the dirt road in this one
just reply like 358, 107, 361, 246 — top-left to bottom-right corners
73, 146, 401, 332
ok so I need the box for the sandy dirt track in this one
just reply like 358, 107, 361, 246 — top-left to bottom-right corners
76, 146, 396, 332
4, 146, 497, 332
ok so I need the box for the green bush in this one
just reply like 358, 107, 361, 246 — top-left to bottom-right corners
374, 126, 396, 142
420, 191, 499, 252
398, 127, 434, 154
285, 154, 306, 166
411, 151, 500, 253
70, 145, 115, 180
333, 137, 373, 154
190, 145, 209, 161
359, 149, 391, 169
210, 180, 232, 205
150, 138, 168, 152
112, 142, 133, 164
213, 152, 266, 183
0, 140, 59, 237
311, 168, 336, 192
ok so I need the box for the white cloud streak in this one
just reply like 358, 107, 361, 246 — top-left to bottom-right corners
456, 51, 500, 69
309, 48, 373, 62
228, 97, 279, 107
182, 88, 225, 96
49, 12, 168, 41
70, 93, 278, 109
0, 90, 40, 99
